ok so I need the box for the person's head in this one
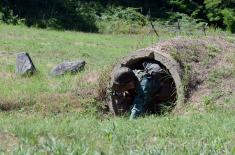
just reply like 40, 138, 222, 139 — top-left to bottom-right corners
112, 67, 137, 92
143, 61, 164, 77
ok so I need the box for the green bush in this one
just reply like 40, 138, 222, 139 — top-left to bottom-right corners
1, 8, 19, 25
204, 0, 223, 23
221, 9, 235, 33
97, 7, 149, 34
204, 0, 235, 32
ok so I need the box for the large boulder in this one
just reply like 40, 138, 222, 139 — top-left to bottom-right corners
51, 60, 86, 76
16, 52, 36, 76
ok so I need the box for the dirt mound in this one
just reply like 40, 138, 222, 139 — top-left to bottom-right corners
152, 36, 235, 110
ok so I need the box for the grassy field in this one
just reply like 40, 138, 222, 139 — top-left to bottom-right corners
0, 24, 234, 154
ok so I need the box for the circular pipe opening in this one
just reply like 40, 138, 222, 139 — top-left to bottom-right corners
108, 50, 183, 115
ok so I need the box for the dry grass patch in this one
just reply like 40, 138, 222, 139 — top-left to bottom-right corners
0, 132, 19, 152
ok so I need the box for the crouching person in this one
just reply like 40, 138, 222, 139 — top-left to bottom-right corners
112, 61, 163, 119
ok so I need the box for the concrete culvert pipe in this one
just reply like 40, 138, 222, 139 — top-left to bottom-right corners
107, 49, 184, 115
101, 37, 235, 115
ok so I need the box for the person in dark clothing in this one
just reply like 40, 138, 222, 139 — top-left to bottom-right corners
112, 61, 164, 119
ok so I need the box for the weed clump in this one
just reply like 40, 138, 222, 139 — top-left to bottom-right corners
97, 67, 113, 101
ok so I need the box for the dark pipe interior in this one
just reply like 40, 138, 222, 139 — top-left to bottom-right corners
112, 58, 177, 115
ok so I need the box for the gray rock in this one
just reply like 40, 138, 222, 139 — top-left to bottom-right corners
16, 52, 36, 76
51, 60, 86, 76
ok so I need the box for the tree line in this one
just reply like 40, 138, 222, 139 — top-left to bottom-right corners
0, 0, 234, 33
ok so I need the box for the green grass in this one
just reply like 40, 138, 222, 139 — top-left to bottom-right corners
0, 23, 235, 154
1, 109, 235, 154
0, 24, 156, 112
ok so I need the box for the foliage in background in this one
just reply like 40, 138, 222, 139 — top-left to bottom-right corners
0, 0, 234, 33
221, 9, 235, 33
204, 0, 235, 33
97, 7, 149, 34
0, 0, 102, 32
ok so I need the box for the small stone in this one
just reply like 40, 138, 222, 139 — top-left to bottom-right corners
51, 60, 86, 76
16, 52, 36, 76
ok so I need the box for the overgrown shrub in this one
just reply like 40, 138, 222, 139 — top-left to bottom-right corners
1, 8, 19, 25
221, 9, 235, 33
204, 0, 235, 32
97, 7, 149, 34
157, 13, 208, 35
